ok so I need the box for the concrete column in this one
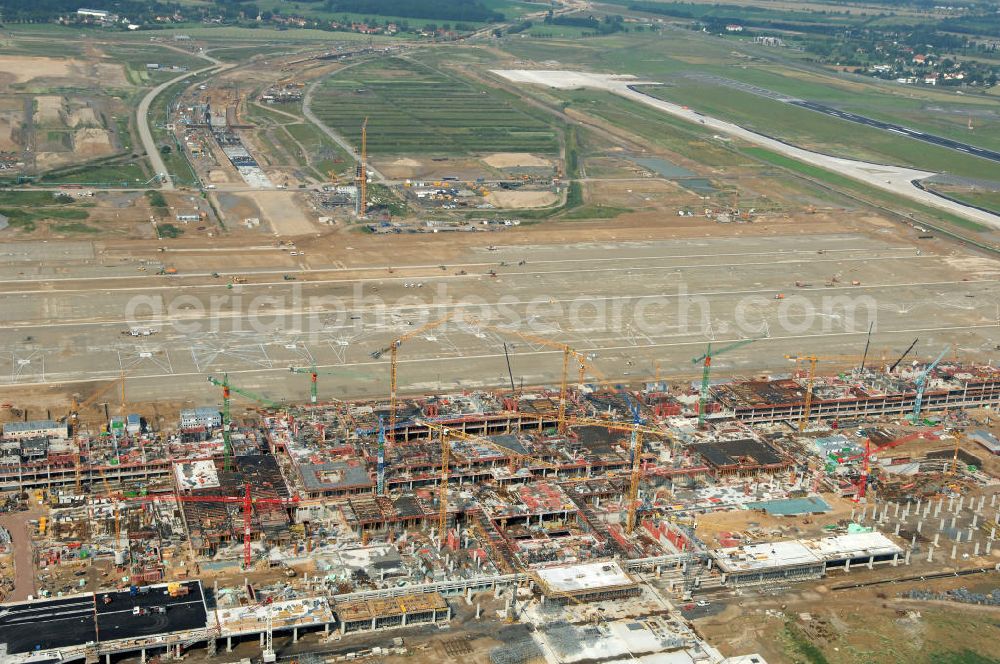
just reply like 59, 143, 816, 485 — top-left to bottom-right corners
911, 534, 917, 549
850, 507, 856, 522
972, 514, 979, 528
892, 552, 899, 567
140, 649, 146, 664
227, 636, 233, 653
991, 526, 996, 540
868, 555, 874, 570
935, 500, 942, 517
952, 544, 958, 559
933, 533, 940, 546
106, 655, 111, 664
341, 621, 346, 635
476, 603, 481, 619
845, 558, 851, 572
917, 520, 923, 533
371, 618, 377, 631
917, 499, 922, 513
260, 632, 265, 646
979, 496, 986, 512
940, 518, 946, 531
951, 516, 957, 529
894, 522, 901, 536
974, 542, 981, 556
894, 502, 900, 517
905, 549, 911, 565
958, 496, 965, 512
957, 531, 963, 543
293, 626, 298, 643
991, 494, 997, 507
969, 527, 975, 541
987, 541, 993, 555
325, 622, 330, 634
927, 548, 933, 563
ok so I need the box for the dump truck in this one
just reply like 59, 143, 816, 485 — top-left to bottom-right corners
166, 582, 189, 598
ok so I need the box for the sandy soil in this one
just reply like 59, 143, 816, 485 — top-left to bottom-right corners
486, 190, 559, 208
482, 152, 552, 169
34, 95, 66, 126
242, 190, 317, 236
0, 56, 75, 84
208, 169, 233, 184
69, 106, 100, 128
73, 127, 114, 157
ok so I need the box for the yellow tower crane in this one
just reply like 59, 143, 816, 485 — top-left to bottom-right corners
462, 318, 605, 434
784, 354, 863, 431
370, 313, 454, 443
357, 117, 368, 216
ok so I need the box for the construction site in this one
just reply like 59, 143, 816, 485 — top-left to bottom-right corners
0, 340, 999, 663
2, 8, 1000, 664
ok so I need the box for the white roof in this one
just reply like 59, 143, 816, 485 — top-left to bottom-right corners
712, 531, 902, 573
534, 561, 635, 594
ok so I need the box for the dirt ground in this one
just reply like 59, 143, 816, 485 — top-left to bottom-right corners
486, 189, 559, 208
237, 190, 317, 236
697, 570, 1000, 663
482, 152, 552, 169
0, 56, 77, 85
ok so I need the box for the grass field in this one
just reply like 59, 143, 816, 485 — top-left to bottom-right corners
0, 191, 91, 232
497, 30, 1000, 178
311, 56, 559, 155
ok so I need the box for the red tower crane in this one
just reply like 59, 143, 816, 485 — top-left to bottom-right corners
128, 482, 299, 567
838, 427, 944, 501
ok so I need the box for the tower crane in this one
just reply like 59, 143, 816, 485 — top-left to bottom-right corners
376, 416, 386, 495
288, 362, 366, 405
623, 394, 644, 534
909, 344, 950, 422
417, 419, 559, 545
356, 116, 368, 217
784, 354, 863, 431
206, 374, 283, 471
463, 318, 604, 434
129, 482, 298, 568
889, 338, 919, 373
369, 313, 453, 443
691, 338, 756, 429
838, 426, 943, 501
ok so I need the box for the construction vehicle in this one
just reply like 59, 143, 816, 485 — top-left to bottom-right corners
167, 582, 189, 598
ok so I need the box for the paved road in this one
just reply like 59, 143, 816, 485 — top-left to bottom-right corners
302, 70, 387, 183
135, 51, 225, 191
789, 100, 1000, 164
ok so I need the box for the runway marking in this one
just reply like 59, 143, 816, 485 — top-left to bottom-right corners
0, 322, 994, 388
1, 278, 994, 330
0, 248, 926, 295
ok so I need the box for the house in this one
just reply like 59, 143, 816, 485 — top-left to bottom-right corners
726, 24, 744, 32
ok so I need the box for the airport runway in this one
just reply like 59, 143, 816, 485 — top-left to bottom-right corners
789, 100, 1000, 164
0, 233, 996, 407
